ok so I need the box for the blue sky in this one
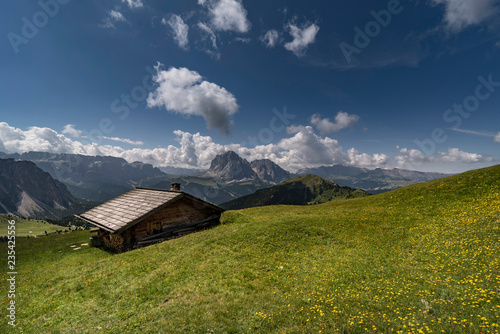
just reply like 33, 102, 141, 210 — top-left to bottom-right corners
1, 0, 500, 173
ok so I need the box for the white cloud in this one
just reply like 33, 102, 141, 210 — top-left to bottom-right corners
395, 148, 435, 167
439, 148, 494, 163
197, 22, 220, 59
347, 148, 390, 167
277, 126, 344, 170
261, 30, 280, 48
164, 15, 189, 50
109, 10, 126, 21
395, 146, 494, 167
146, 64, 239, 135
271, 126, 389, 170
284, 22, 319, 57
122, 0, 143, 9
62, 124, 82, 138
103, 136, 144, 146
198, 0, 251, 33
2, 121, 494, 175
0, 122, 91, 155
100, 10, 126, 29
61, 124, 142, 145
432, 0, 500, 32
0, 122, 393, 172
311, 112, 360, 134
449, 128, 494, 137
450, 128, 500, 143
286, 125, 308, 134
234, 37, 251, 43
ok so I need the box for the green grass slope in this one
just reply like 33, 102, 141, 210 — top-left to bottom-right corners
1, 165, 499, 333
0, 216, 63, 237
221, 174, 370, 210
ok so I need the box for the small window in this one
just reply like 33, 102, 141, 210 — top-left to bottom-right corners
147, 221, 162, 235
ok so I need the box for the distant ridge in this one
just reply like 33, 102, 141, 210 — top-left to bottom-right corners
0, 150, 453, 206
298, 164, 452, 193
250, 159, 291, 184
0, 151, 165, 202
0, 158, 91, 219
221, 174, 370, 210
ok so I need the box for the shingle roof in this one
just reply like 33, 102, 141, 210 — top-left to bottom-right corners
76, 188, 186, 233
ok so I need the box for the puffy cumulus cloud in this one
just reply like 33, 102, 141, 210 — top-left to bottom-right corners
147, 64, 239, 135
439, 148, 494, 163
0, 122, 93, 155
163, 15, 189, 50
432, 0, 500, 32
116, 130, 234, 169
0, 122, 393, 173
0, 123, 216, 169
277, 126, 345, 171
198, 0, 251, 33
284, 22, 319, 57
285, 125, 307, 134
347, 148, 390, 167
311, 112, 360, 134
100, 10, 126, 29
0, 123, 150, 158
122, 0, 143, 9
272, 127, 389, 171
62, 124, 82, 138
261, 30, 280, 48
395, 148, 435, 167
495, 132, 500, 143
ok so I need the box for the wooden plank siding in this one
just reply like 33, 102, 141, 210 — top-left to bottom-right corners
135, 198, 215, 235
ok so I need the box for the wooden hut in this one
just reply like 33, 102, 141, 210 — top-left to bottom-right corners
76, 184, 224, 251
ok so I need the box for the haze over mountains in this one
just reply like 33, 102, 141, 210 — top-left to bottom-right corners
0, 150, 452, 215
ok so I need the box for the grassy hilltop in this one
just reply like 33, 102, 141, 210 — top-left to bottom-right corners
1, 165, 499, 333
221, 174, 370, 210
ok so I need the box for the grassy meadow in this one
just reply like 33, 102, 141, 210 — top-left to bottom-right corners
0, 216, 64, 237
0, 165, 499, 333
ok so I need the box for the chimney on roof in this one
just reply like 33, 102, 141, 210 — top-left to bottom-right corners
171, 183, 181, 191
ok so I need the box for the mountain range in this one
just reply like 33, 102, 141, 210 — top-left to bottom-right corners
0, 152, 165, 202
0, 158, 92, 219
297, 165, 452, 194
0, 150, 452, 208
221, 174, 370, 210
148, 152, 290, 204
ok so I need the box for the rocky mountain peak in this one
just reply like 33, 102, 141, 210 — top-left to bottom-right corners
203, 151, 259, 182
250, 159, 291, 184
